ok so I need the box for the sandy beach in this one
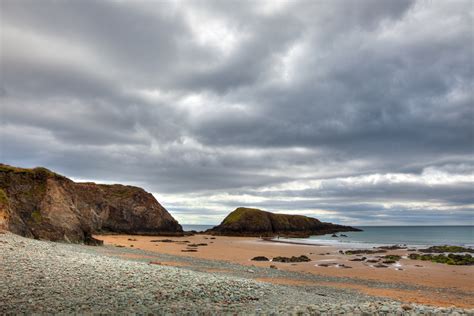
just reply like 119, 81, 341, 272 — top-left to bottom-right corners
96, 234, 474, 308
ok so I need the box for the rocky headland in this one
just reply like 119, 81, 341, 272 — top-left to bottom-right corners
0, 164, 182, 244
205, 207, 361, 237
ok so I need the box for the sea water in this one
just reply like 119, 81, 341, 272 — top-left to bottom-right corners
183, 225, 474, 249
181, 224, 215, 232
286, 226, 474, 249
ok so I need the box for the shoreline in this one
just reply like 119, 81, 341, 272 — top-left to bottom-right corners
260, 236, 474, 252
95, 233, 474, 308
0, 233, 473, 315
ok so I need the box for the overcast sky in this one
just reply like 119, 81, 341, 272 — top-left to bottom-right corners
1, 0, 473, 225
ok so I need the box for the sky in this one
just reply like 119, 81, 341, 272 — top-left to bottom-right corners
0, 0, 473, 226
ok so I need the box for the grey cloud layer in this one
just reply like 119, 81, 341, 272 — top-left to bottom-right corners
1, 0, 472, 224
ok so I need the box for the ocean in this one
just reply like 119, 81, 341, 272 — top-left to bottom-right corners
182, 225, 474, 248
181, 224, 215, 232
284, 226, 474, 249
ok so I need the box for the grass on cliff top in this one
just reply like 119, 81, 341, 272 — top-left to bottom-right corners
221, 207, 318, 227
222, 207, 267, 225
0, 164, 63, 178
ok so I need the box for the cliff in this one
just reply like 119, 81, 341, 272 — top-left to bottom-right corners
0, 164, 182, 244
205, 207, 361, 237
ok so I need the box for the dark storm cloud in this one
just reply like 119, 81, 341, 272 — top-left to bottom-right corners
1, 0, 472, 224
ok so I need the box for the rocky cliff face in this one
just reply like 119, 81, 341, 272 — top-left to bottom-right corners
206, 207, 361, 237
0, 164, 182, 244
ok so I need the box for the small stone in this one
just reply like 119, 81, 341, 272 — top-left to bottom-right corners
380, 305, 390, 312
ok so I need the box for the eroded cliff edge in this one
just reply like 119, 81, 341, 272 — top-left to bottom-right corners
205, 207, 361, 237
0, 164, 182, 244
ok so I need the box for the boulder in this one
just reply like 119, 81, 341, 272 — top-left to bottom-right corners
251, 256, 270, 261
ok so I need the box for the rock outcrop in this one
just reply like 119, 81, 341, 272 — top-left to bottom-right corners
205, 207, 361, 237
0, 164, 183, 244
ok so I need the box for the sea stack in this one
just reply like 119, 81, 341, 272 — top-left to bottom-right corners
0, 164, 183, 244
205, 207, 361, 237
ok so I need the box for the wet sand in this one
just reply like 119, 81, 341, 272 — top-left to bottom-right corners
95, 234, 474, 308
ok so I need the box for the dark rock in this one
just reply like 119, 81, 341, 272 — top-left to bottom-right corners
0, 164, 183, 244
349, 257, 366, 261
204, 207, 361, 237
378, 245, 407, 250
338, 264, 352, 268
344, 249, 387, 255
150, 239, 177, 243
409, 253, 474, 265
272, 255, 311, 263
402, 305, 412, 311
251, 256, 269, 261
373, 263, 388, 268
269, 265, 277, 269
84, 234, 104, 246
382, 255, 401, 262
340, 234, 348, 237
331, 234, 338, 237
181, 249, 197, 252
188, 243, 208, 247
418, 245, 474, 253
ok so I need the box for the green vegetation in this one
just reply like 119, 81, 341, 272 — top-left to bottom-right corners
101, 185, 135, 198
408, 253, 474, 265
222, 207, 264, 225
0, 188, 8, 206
0, 164, 33, 174
0, 164, 63, 178
382, 255, 401, 263
31, 210, 43, 223
418, 245, 474, 253
222, 207, 318, 227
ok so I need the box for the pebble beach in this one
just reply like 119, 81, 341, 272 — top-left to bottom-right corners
1, 232, 473, 315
